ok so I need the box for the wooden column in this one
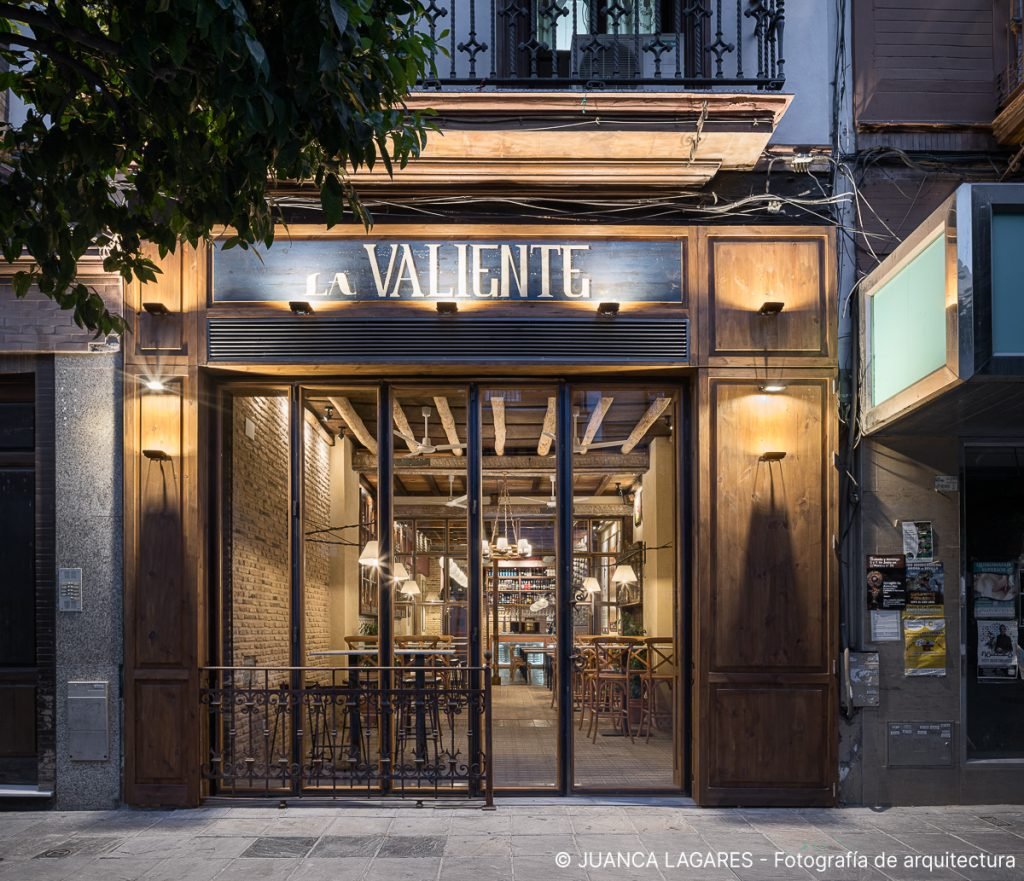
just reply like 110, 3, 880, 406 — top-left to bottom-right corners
692, 228, 839, 806
123, 246, 204, 806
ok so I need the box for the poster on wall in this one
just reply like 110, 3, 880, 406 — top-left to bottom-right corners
867, 555, 907, 610
972, 562, 1018, 619
906, 562, 944, 614
903, 616, 946, 677
870, 610, 901, 642
902, 521, 934, 563
978, 620, 1019, 681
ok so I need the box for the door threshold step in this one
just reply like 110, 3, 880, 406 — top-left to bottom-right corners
0, 785, 54, 798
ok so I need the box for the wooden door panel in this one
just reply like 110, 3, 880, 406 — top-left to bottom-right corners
709, 381, 829, 673
708, 239, 827, 357
696, 372, 837, 806
708, 685, 830, 789
133, 680, 189, 784
0, 683, 36, 756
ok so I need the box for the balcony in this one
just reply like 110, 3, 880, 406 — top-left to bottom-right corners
415, 0, 785, 90
995, 0, 1024, 144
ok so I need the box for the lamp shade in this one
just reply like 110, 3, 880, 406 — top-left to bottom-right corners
582, 576, 602, 594
358, 540, 379, 566
611, 564, 637, 585
496, 536, 509, 551
400, 580, 421, 597
392, 562, 410, 581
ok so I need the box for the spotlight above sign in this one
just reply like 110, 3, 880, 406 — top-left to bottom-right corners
211, 238, 685, 305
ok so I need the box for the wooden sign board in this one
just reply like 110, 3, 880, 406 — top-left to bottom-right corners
211, 239, 684, 303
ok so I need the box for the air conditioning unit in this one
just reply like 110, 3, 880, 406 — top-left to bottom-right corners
571, 33, 677, 82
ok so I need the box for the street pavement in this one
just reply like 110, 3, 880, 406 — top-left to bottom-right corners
2, 799, 1023, 881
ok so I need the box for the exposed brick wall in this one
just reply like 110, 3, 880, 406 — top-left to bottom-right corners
303, 422, 331, 668
0, 277, 123, 354
229, 396, 290, 675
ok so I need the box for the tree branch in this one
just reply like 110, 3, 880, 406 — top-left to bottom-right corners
0, 31, 125, 125
0, 2, 122, 58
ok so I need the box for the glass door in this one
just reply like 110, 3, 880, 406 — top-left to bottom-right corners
569, 384, 682, 791
212, 378, 684, 797
482, 384, 562, 789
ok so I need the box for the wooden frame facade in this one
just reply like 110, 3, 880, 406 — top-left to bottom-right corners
123, 223, 838, 807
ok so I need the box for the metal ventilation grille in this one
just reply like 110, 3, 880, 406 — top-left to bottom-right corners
207, 317, 688, 364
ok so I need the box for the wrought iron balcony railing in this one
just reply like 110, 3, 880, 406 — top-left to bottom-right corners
999, 0, 1023, 106
417, 0, 785, 90
201, 663, 494, 802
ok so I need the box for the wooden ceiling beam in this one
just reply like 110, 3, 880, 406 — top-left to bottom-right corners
621, 397, 672, 454
580, 396, 614, 453
393, 399, 418, 452
536, 396, 556, 457
329, 396, 377, 454
433, 395, 463, 456
491, 396, 506, 456
353, 451, 648, 475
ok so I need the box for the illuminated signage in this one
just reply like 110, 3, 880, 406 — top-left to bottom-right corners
212, 239, 684, 303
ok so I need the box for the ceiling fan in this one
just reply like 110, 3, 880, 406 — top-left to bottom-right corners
519, 474, 557, 508
445, 475, 467, 509
541, 408, 630, 454
395, 406, 463, 458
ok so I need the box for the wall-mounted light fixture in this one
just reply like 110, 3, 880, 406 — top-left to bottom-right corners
611, 564, 638, 585
758, 301, 785, 316
760, 383, 787, 393
142, 449, 171, 461
582, 577, 602, 595
759, 451, 787, 462
289, 301, 314, 315
436, 301, 458, 315
597, 301, 620, 318
144, 378, 168, 392
142, 302, 170, 315
358, 540, 379, 566
400, 580, 421, 597
392, 562, 410, 582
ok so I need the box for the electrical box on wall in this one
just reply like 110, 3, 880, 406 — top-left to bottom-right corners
68, 681, 109, 761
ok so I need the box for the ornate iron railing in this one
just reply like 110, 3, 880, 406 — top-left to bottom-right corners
1000, 0, 1024, 106
200, 662, 493, 804
417, 0, 784, 89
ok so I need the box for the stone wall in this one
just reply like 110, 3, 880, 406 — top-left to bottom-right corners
54, 353, 123, 809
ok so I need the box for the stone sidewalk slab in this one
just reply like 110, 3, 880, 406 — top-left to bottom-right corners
0, 802, 1021, 881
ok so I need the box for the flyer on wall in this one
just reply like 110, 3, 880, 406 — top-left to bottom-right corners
903, 616, 946, 677
866, 555, 907, 610
906, 562, 944, 615
902, 521, 934, 563
978, 620, 1019, 681
972, 562, 1018, 619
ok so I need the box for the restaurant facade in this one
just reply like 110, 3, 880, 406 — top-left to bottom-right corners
1, 0, 852, 809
